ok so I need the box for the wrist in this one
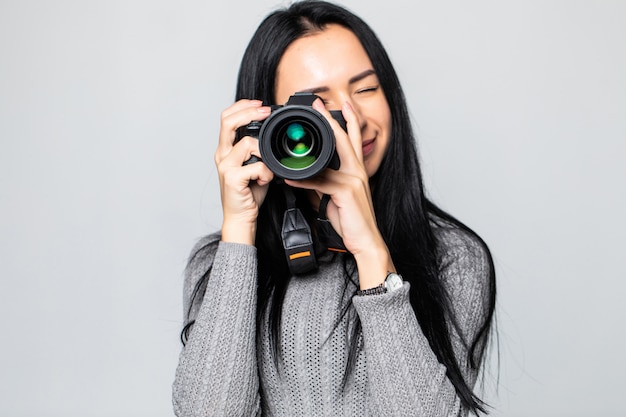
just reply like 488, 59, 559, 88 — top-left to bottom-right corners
353, 245, 395, 290
221, 218, 256, 246
356, 271, 403, 296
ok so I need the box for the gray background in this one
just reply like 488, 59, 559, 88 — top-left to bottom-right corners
1, 1, 625, 416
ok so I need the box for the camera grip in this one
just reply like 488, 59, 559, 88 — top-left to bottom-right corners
235, 121, 263, 165
243, 155, 262, 165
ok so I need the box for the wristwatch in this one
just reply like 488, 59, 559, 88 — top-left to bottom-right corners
384, 271, 403, 292
357, 271, 403, 296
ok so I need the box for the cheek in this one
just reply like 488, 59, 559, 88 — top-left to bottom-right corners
364, 160, 377, 178
376, 109, 392, 148
365, 98, 392, 131
381, 103, 392, 133
376, 115, 393, 172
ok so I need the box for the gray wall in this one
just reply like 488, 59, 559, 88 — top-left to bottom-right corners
1, 1, 624, 416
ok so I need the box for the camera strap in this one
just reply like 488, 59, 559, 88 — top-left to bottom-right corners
280, 186, 348, 275
281, 185, 318, 275
316, 194, 347, 253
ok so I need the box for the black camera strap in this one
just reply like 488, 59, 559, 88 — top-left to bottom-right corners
280, 185, 348, 275
281, 185, 318, 275
316, 194, 347, 253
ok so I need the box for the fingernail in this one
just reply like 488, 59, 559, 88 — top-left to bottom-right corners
343, 101, 353, 112
257, 106, 271, 113
312, 98, 325, 111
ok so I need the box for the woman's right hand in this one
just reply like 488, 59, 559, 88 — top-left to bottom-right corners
214, 99, 274, 245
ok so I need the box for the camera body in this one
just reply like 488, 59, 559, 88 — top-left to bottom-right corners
235, 92, 345, 180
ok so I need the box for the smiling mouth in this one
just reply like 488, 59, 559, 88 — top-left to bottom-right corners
362, 138, 376, 156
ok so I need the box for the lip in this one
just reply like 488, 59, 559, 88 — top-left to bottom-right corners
362, 138, 376, 157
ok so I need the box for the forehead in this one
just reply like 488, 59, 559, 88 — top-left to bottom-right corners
275, 24, 373, 93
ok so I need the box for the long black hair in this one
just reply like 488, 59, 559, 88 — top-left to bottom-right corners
183, 0, 496, 414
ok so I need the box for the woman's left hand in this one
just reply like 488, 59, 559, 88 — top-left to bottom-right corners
284, 99, 395, 288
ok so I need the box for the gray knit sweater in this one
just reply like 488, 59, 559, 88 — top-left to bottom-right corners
172, 222, 491, 416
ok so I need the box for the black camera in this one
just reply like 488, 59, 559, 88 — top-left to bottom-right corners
235, 92, 345, 180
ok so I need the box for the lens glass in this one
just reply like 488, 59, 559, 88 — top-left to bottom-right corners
276, 120, 319, 170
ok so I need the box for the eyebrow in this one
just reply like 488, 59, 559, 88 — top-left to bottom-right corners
297, 69, 377, 94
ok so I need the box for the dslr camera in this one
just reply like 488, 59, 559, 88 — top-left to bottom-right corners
235, 92, 345, 180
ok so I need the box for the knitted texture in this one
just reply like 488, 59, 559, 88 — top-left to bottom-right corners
172, 223, 491, 416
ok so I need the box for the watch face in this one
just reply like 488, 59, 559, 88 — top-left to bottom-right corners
385, 273, 403, 292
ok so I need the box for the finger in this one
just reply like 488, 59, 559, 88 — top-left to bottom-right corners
216, 100, 271, 162
311, 99, 361, 170
217, 101, 269, 155
284, 171, 346, 200
239, 159, 275, 187
222, 99, 263, 119
220, 161, 274, 216
286, 169, 375, 213
218, 135, 262, 169
341, 101, 364, 164
220, 156, 274, 197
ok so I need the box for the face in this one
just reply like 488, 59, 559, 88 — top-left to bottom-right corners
274, 24, 392, 178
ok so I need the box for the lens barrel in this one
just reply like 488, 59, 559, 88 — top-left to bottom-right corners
258, 105, 338, 180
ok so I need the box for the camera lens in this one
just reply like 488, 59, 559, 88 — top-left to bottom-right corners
279, 121, 317, 169
258, 104, 339, 180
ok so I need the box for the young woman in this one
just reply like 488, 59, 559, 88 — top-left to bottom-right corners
172, 1, 496, 416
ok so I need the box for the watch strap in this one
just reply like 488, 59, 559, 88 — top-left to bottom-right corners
357, 272, 403, 296
356, 283, 386, 296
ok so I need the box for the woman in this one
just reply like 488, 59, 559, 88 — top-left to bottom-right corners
173, 1, 496, 416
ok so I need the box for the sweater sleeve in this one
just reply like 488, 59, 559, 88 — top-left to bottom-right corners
351, 227, 492, 417
172, 237, 261, 417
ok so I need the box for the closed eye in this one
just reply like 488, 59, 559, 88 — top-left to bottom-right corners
356, 86, 379, 94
